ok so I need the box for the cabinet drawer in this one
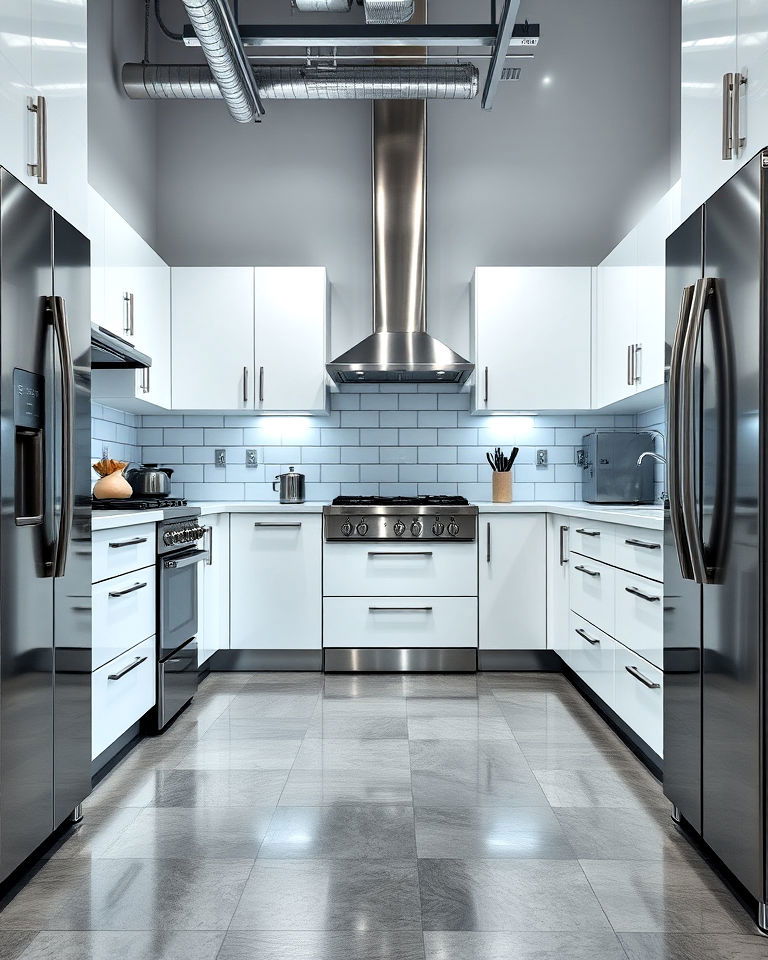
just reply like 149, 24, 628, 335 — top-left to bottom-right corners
614, 526, 663, 581
569, 521, 615, 564
92, 637, 155, 760
565, 612, 616, 708
323, 541, 477, 597
93, 524, 156, 583
92, 566, 156, 670
569, 557, 615, 636
613, 643, 663, 757
614, 570, 663, 668
323, 597, 478, 649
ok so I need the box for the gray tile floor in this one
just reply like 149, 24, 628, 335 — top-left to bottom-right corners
0, 671, 766, 959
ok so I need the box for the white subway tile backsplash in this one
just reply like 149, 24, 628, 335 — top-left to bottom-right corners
165, 428, 204, 446
400, 428, 437, 446
380, 446, 416, 464
340, 411, 379, 427
397, 393, 438, 411
360, 394, 398, 410
399, 464, 437, 483
380, 411, 418, 428
204, 428, 244, 446
418, 446, 457, 464
321, 464, 360, 483
321, 428, 359, 446
360, 428, 398, 446
417, 411, 457, 428
331, 393, 361, 410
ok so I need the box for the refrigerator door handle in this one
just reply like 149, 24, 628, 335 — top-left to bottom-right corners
668, 283, 696, 580
679, 277, 711, 585
50, 295, 75, 579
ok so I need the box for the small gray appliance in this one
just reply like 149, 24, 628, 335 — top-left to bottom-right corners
579, 430, 655, 504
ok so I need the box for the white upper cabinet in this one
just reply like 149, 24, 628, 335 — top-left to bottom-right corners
171, 267, 329, 413
254, 267, 329, 414
738, 0, 768, 167
471, 267, 593, 413
0, 2, 33, 186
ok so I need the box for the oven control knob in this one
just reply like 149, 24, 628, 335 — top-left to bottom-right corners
410, 520, 422, 537
356, 521, 369, 536
163, 531, 173, 546
432, 520, 445, 536
447, 519, 460, 537
172, 531, 182, 544
341, 519, 353, 537
393, 520, 405, 537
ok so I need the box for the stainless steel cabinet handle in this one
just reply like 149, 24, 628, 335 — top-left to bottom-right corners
627, 344, 632, 386
50, 296, 74, 579
243, 366, 249, 404
108, 537, 148, 549
632, 343, 641, 384
369, 606, 433, 613
259, 365, 265, 403
732, 72, 746, 156
163, 550, 208, 569
122, 292, 135, 337
575, 627, 599, 645
625, 664, 660, 689
624, 538, 660, 550
108, 581, 147, 598
559, 525, 569, 565
141, 365, 150, 394
486, 521, 491, 563
723, 73, 734, 159
108, 656, 147, 681
368, 551, 433, 557
205, 525, 213, 566
254, 522, 302, 528
484, 366, 489, 404
27, 95, 47, 184
625, 585, 661, 603
574, 564, 600, 577
576, 528, 600, 537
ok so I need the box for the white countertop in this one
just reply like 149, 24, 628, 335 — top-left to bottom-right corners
194, 501, 327, 516
91, 509, 165, 531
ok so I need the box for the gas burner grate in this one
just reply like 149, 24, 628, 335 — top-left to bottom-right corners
92, 497, 188, 510
331, 495, 470, 507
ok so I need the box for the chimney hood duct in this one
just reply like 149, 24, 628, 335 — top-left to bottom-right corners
122, 62, 479, 101
325, 98, 473, 384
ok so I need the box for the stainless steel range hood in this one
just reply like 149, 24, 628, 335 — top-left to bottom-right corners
91, 325, 151, 370
326, 95, 473, 384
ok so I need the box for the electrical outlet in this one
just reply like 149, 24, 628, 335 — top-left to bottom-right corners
576, 449, 586, 467
101, 445, 109, 461
215, 448, 226, 467
246, 449, 258, 467
536, 449, 548, 467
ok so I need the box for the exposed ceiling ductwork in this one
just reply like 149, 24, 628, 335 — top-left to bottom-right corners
364, 0, 415, 24
122, 62, 479, 101
292, 0, 352, 10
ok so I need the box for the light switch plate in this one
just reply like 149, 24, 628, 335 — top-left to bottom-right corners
536, 449, 548, 467
246, 449, 258, 467
215, 448, 226, 467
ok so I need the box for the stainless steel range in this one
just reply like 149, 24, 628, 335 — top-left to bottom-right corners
323, 495, 478, 542
322, 495, 479, 673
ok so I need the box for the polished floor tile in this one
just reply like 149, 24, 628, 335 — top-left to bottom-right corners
292, 737, 411, 771
15, 931, 226, 960
43, 807, 143, 860
0, 933, 37, 960
229, 859, 422, 930
618, 933, 768, 959
218, 930, 426, 960
407, 716, 514, 740
278, 768, 413, 805
532, 766, 667, 809
553, 807, 700, 860
201, 716, 311, 740
303, 715, 408, 739
173, 738, 301, 770
423, 931, 629, 959
405, 696, 504, 718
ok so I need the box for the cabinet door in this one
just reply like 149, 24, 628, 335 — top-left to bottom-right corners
593, 231, 638, 408
29, 0, 88, 233
0, 6, 32, 187
102, 203, 141, 341
135, 252, 171, 408
739, 0, 768, 164
230, 514, 322, 651
479, 514, 546, 650
254, 267, 328, 414
200, 514, 230, 666
546, 515, 571, 657
472, 267, 592, 412
172, 268, 255, 411
681, 0, 738, 214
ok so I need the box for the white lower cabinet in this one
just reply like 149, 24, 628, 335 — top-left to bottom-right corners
198, 513, 231, 667
569, 556, 615, 637
92, 636, 156, 761
479, 514, 546, 650
547, 515, 572, 657
565, 612, 615, 709
92, 566, 156, 671
323, 597, 477, 649
230, 514, 322, 651
614, 569, 663, 669
613, 643, 663, 757
92, 523, 156, 583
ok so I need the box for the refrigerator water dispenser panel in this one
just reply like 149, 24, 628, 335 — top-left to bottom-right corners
14, 368, 44, 526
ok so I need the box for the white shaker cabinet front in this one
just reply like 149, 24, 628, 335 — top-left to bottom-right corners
198, 513, 231, 667
593, 232, 639, 409
471, 267, 592, 413
229, 514, 322, 651
547, 515, 572, 658
479, 514, 546, 650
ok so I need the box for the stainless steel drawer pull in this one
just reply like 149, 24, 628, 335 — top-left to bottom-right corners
259, 365, 265, 403
254, 522, 302, 528
576, 529, 600, 537
369, 606, 433, 612
108, 581, 147, 598
559, 525, 569, 565
625, 585, 661, 603
574, 565, 600, 577
243, 366, 249, 404
625, 664, 660, 689
108, 655, 147, 681
624, 538, 660, 550
368, 551, 433, 558
123, 292, 135, 337
108, 537, 148, 548
575, 627, 600, 646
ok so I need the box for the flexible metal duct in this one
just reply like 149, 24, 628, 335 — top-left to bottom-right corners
292, 0, 352, 10
364, 0, 414, 23
180, 0, 263, 122
122, 62, 479, 100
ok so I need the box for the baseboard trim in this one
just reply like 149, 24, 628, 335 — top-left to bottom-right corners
210, 649, 323, 671
479, 649, 561, 671
324, 647, 477, 673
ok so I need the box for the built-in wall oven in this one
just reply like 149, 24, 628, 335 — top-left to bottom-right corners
157, 512, 207, 729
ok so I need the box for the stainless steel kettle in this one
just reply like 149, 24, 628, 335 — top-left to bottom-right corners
273, 466, 305, 504
125, 463, 174, 498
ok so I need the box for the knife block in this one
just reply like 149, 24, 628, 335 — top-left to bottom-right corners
491, 471, 512, 503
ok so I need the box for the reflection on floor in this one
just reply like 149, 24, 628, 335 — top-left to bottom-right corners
0, 672, 764, 960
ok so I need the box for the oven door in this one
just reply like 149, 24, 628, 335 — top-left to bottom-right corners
158, 636, 198, 730
159, 548, 207, 660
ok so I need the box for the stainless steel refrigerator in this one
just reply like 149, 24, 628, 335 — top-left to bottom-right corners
0, 169, 91, 884
663, 147, 767, 924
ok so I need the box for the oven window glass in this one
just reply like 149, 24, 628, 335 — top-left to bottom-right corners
161, 558, 199, 658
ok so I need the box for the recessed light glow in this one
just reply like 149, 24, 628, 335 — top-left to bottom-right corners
541, 75, 552, 86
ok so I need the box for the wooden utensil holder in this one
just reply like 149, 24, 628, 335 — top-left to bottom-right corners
492, 471, 512, 503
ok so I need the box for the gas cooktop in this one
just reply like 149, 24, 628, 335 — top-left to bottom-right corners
331, 495, 470, 508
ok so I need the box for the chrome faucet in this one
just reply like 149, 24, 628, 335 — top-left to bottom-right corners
637, 451, 666, 466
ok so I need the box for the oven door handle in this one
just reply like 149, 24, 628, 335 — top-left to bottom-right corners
163, 550, 209, 569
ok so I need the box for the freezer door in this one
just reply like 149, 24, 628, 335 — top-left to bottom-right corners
701, 150, 763, 899
52, 213, 91, 828
663, 207, 704, 832
0, 171, 55, 881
